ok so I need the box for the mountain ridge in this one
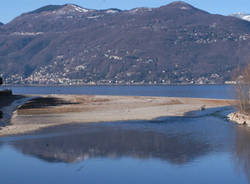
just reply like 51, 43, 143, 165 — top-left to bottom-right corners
25, 5, 65, 14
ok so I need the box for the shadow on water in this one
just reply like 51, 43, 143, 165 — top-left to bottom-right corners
8, 109, 236, 165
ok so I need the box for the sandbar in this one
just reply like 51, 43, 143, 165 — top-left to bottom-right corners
0, 95, 233, 136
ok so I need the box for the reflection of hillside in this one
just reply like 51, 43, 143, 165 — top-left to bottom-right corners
12, 125, 213, 165
234, 126, 250, 182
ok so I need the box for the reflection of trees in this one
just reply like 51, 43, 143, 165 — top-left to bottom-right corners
234, 126, 250, 182
12, 125, 212, 165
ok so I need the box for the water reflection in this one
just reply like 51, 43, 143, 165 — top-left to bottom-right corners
11, 117, 234, 165
234, 126, 250, 182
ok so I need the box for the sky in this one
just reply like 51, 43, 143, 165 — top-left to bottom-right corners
1, 0, 250, 23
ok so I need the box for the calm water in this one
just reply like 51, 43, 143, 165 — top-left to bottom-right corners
1, 85, 249, 184
5, 84, 234, 99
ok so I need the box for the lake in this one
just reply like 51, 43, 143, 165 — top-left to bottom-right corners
6, 84, 234, 99
1, 85, 249, 184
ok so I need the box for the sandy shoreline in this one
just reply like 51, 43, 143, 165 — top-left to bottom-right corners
0, 95, 233, 136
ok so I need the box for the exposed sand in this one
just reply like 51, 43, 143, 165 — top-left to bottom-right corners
0, 95, 232, 136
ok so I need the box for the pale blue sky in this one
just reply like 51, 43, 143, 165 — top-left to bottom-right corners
1, 0, 250, 23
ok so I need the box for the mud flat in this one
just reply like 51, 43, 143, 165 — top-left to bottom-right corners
0, 95, 233, 136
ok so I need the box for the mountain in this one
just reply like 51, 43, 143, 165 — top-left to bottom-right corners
230, 13, 250, 22
0, 22, 3, 26
1, 1, 250, 85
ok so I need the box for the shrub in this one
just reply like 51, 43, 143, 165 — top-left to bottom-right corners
234, 64, 250, 115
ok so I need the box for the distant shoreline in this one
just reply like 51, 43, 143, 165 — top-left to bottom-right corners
0, 94, 233, 137
0, 83, 234, 88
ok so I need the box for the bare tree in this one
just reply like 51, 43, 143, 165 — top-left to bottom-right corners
234, 63, 250, 115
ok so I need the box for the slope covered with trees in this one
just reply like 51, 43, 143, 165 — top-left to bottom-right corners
1, 2, 250, 85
